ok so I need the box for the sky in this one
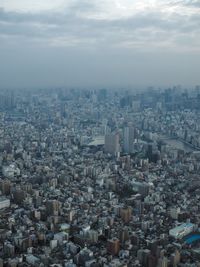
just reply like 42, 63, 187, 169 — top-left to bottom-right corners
0, 0, 200, 89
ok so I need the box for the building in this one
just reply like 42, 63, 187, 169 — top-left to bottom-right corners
0, 179, 11, 195
170, 250, 181, 266
169, 207, 181, 220
169, 223, 196, 239
132, 100, 141, 112
157, 257, 168, 267
123, 126, 135, 154
120, 207, 132, 223
105, 133, 120, 155
0, 197, 10, 209
107, 238, 120, 256
46, 200, 60, 216
2, 164, 20, 178
137, 249, 151, 267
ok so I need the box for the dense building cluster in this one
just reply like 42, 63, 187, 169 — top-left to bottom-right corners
0, 87, 200, 267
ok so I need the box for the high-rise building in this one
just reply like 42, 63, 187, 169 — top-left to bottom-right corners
105, 133, 120, 155
137, 249, 151, 267
123, 126, 135, 154
46, 200, 60, 216
170, 250, 180, 267
0, 179, 11, 195
107, 238, 120, 256
120, 207, 132, 223
119, 227, 129, 243
157, 257, 168, 267
132, 100, 141, 112
12, 187, 26, 205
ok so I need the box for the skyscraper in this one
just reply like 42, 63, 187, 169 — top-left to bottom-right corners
105, 133, 120, 155
123, 126, 135, 154
107, 238, 120, 256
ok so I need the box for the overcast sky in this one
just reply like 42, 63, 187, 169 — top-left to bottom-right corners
0, 0, 200, 89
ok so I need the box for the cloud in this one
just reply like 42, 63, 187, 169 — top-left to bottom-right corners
0, 0, 199, 58
0, 0, 67, 12
173, 0, 200, 8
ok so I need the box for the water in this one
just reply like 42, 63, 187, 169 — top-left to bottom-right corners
185, 234, 200, 244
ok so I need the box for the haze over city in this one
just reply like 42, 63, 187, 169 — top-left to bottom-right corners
0, 0, 200, 89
